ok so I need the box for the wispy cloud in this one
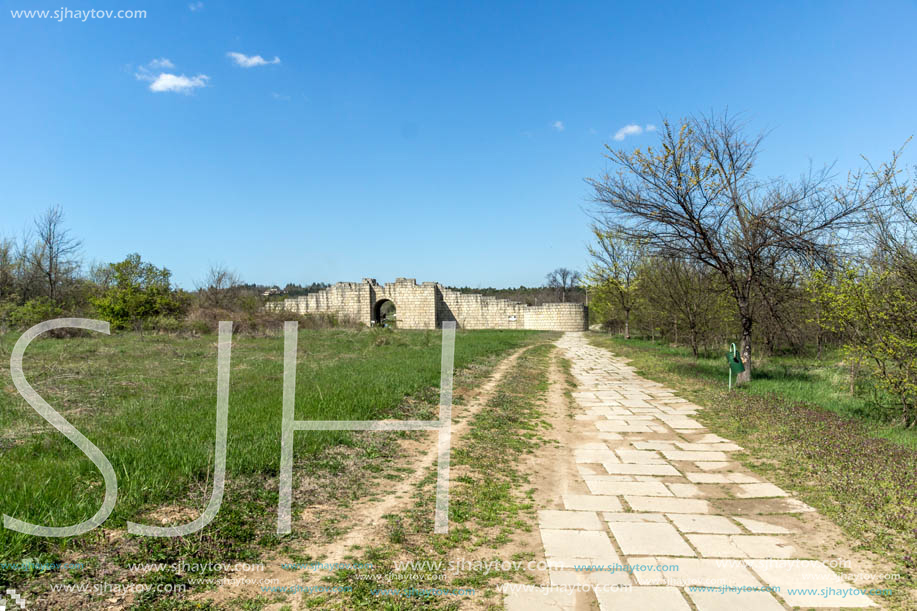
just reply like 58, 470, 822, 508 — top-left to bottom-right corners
135, 59, 208, 94
188, 1, 204, 11
148, 57, 174, 69
271, 92, 291, 102
613, 124, 643, 141
552, 120, 565, 132
612, 123, 656, 141
227, 52, 281, 68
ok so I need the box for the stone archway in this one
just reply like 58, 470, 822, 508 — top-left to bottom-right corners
373, 299, 396, 326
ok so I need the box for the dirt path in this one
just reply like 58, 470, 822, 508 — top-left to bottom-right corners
502, 332, 885, 610
200, 345, 532, 609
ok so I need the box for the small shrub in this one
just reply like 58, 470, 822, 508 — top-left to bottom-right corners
6, 297, 63, 329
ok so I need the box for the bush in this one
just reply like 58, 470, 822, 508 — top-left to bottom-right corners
5, 297, 63, 329
90, 254, 189, 330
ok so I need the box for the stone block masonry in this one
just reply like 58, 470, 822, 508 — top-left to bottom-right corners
276, 278, 587, 331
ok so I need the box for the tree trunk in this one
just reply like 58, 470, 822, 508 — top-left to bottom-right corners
737, 317, 752, 384
624, 308, 631, 339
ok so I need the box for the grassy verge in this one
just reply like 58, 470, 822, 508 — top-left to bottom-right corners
588, 332, 917, 608
0, 328, 545, 598
302, 342, 557, 609
589, 335, 917, 448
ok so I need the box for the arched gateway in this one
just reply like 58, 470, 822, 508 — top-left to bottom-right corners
276, 278, 587, 331
373, 299, 396, 326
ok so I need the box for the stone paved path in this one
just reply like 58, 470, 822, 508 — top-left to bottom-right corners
503, 333, 876, 610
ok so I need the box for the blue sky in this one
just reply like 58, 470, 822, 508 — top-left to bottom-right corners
2, 1, 915, 289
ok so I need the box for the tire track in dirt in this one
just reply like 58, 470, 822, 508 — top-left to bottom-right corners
200, 345, 532, 609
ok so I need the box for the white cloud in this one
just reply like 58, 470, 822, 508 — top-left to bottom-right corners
227, 52, 281, 68
552, 120, 565, 132
188, 1, 204, 11
613, 124, 643, 141
271, 92, 291, 102
148, 58, 174, 69
149, 73, 209, 93
646, 124, 657, 132
135, 59, 209, 94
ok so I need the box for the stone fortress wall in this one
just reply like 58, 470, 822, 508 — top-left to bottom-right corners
277, 278, 587, 331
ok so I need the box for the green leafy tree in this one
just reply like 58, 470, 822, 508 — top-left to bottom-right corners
810, 267, 917, 427
91, 254, 188, 330
585, 227, 644, 338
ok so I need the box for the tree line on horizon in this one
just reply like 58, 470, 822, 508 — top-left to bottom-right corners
0, 208, 338, 335
0, 209, 587, 334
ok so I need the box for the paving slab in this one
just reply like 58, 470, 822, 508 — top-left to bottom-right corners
734, 517, 793, 534
562, 494, 624, 512
676, 442, 743, 452
712, 498, 815, 515
632, 441, 677, 451
602, 512, 667, 523
748, 560, 878, 607
585, 480, 673, 497
595, 586, 690, 610
667, 514, 741, 534
687, 590, 786, 611
666, 483, 703, 497
628, 556, 761, 587
615, 449, 666, 464
503, 586, 589, 610
602, 463, 681, 476
540, 529, 619, 567
537, 510, 604, 530
595, 421, 652, 433
549, 569, 632, 586
607, 522, 695, 556
686, 534, 749, 557
685, 472, 731, 483
662, 450, 730, 461
624, 496, 711, 514
574, 449, 620, 464
733, 483, 789, 498
731, 535, 795, 558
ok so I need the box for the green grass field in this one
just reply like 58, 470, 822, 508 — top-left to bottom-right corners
588, 335, 917, 449
0, 327, 544, 564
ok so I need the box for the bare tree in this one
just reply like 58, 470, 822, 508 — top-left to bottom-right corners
641, 256, 724, 357
0, 237, 16, 301
546, 267, 582, 302
870, 163, 917, 282
588, 112, 900, 383
31, 205, 82, 303
585, 228, 644, 338
197, 264, 243, 309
